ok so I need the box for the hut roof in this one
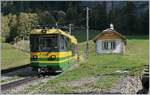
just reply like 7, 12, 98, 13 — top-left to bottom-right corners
93, 28, 127, 44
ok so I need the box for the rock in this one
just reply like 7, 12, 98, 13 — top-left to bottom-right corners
110, 76, 143, 94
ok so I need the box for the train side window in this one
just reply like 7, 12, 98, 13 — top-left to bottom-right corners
60, 36, 67, 51
59, 35, 72, 51
64, 37, 71, 51
60, 40, 65, 50
30, 35, 40, 51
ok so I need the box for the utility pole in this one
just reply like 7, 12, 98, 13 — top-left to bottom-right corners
69, 24, 72, 34
56, 22, 58, 28
86, 7, 90, 58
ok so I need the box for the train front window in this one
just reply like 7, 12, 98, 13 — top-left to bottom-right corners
30, 35, 40, 52
40, 35, 58, 51
30, 34, 58, 52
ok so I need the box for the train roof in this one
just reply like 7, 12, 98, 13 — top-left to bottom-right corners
31, 28, 77, 44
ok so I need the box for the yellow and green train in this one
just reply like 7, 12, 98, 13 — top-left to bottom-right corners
30, 28, 78, 74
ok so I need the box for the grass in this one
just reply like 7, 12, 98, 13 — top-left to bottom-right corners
1, 43, 30, 70
16, 40, 30, 51
19, 35, 148, 94
1, 29, 148, 93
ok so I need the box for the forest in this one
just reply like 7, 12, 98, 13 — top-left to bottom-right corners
1, 1, 149, 43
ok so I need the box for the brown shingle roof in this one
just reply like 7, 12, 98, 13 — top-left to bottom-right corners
93, 28, 127, 44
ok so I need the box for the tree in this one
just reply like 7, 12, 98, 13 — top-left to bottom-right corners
17, 12, 39, 40
38, 11, 56, 25
66, 3, 78, 23
1, 1, 14, 15
140, 9, 149, 34
90, 4, 108, 30
17, 13, 29, 40
52, 10, 66, 23
1, 16, 10, 42
119, 2, 137, 35
28, 13, 39, 29
6, 14, 18, 42
108, 5, 119, 30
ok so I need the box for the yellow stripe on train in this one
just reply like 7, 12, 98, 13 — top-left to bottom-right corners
32, 56, 75, 63
31, 51, 72, 58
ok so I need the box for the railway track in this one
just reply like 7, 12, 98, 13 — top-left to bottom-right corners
1, 76, 39, 91
1, 64, 30, 74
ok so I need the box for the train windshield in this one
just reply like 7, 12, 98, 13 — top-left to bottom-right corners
40, 35, 58, 51
30, 34, 58, 52
30, 35, 40, 52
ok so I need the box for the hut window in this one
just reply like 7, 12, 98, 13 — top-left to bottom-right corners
102, 41, 116, 50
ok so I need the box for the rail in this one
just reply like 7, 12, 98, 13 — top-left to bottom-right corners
1, 76, 39, 91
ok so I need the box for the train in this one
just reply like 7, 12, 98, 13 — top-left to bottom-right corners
30, 27, 78, 74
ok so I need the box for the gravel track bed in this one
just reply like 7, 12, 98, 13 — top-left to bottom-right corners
109, 76, 143, 94
2, 76, 54, 94
1, 65, 144, 94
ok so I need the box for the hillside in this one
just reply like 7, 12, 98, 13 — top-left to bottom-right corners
1, 43, 30, 70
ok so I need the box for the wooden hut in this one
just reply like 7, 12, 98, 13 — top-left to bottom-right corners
93, 24, 127, 54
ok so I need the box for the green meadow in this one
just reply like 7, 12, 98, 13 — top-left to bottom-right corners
1, 43, 30, 70
1, 28, 148, 93
19, 35, 149, 93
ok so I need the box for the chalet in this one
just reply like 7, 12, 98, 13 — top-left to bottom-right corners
93, 24, 127, 54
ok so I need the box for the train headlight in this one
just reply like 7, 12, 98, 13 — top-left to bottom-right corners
32, 55, 38, 59
48, 55, 56, 60
41, 29, 47, 34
